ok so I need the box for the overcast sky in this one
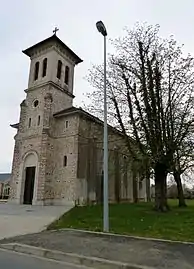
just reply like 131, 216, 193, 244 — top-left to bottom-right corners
1, 0, 194, 172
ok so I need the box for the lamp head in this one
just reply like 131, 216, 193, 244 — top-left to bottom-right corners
96, 21, 107, 36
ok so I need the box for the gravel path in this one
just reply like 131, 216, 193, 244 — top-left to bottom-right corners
1, 230, 194, 268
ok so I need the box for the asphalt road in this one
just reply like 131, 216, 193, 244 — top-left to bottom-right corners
0, 249, 91, 269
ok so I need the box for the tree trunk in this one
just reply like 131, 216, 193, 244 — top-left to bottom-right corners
145, 170, 151, 202
133, 173, 138, 203
154, 163, 169, 211
114, 150, 121, 203
174, 171, 187, 207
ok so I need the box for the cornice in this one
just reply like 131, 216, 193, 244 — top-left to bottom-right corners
25, 81, 75, 98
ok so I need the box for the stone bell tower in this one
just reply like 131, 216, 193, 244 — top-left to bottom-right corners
24, 28, 82, 113
9, 29, 82, 205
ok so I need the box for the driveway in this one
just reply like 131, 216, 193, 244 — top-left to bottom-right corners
0, 204, 72, 239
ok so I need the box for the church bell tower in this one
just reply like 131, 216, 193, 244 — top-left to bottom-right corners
23, 29, 82, 112
9, 29, 82, 205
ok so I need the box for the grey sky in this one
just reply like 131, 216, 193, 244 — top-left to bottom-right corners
0, 0, 194, 172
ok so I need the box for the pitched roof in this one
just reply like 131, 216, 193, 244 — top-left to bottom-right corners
54, 106, 102, 123
53, 106, 126, 137
53, 106, 80, 117
0, 173, 11, 182
22, 34, 83, 64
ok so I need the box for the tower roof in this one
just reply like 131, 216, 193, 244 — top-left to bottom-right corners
22, 34, 83, 64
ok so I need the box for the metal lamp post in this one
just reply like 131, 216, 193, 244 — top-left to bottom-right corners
96, 20, 109, 232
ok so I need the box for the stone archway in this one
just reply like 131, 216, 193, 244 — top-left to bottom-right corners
22, 152, 38, 205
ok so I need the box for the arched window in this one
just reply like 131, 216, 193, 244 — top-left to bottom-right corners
37, 115, 40, 126
57, 60, 62, 79
63, 155, 67, 167
5, 186, 10, 196
33, 100, 39, 107
42, 58, 47, 77
64, 66, 69, 85
28, 118, 31, 128
34, 61, 39, 80
7, 186, 10, 196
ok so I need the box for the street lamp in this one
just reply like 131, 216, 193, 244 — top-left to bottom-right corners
96, 20, 109, 232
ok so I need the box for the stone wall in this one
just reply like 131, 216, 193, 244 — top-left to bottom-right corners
9, 81, 76, 205
44, 113, 79, 205
9, 134, 43, 204
76, 115, 145, 205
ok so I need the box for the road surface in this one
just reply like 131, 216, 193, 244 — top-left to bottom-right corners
0, 249, 90, 269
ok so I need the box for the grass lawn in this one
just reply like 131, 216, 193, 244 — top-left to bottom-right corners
48, 199, 194, 242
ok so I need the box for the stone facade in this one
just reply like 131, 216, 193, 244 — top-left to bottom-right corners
9, 34, 148, 206
75, 113, 148, 204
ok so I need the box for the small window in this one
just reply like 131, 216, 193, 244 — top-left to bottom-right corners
28, 118, 31, 128
65, 121, 68, 128
63, 155, 67, 167
34, 61, 39, 80
33, 100, 39, 107
7, 186, 10, 196
57, 60, 62, 79
139, 181, 143, 190
65, 66, 69, 85
37, 115, 40, 126
42, 58, 47, 77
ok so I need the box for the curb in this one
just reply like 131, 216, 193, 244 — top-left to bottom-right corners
57, 228, 194, 245
0, 243, 153, 269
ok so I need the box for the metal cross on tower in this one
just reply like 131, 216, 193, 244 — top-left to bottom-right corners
53, 27, 59, 35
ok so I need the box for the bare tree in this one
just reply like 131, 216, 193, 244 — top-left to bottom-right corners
86, 23, 194, 211
172, 137, 194, 206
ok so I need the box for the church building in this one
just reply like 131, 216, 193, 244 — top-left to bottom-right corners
9, 31, 149, 206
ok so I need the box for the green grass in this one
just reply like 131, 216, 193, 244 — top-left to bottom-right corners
48, 199, 194, 242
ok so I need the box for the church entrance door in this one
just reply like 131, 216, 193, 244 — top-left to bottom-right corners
23, 166, 36, 204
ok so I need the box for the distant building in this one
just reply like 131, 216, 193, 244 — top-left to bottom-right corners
0, 173, 11, 199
